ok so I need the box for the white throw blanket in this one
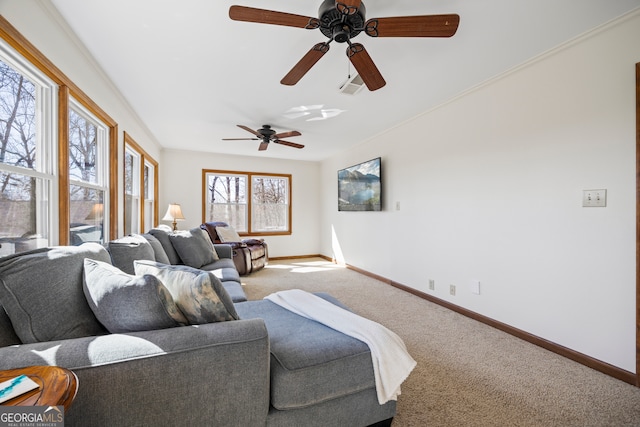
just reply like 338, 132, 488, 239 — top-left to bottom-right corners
265, 289, 416, 405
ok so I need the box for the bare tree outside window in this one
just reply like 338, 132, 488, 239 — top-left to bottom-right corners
206, 173, 247, 232
0, 60, 38, 242
252, 176, 288, 231
69, 109, 97, 184
68, 103, 107, 245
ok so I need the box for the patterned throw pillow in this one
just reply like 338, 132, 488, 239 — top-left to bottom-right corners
134, 260, 239, 324
83, 259, 187, 333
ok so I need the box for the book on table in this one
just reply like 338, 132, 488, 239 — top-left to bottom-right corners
0, 375, 40, 404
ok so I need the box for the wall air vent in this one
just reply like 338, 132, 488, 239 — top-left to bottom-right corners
339, 74, 365, 95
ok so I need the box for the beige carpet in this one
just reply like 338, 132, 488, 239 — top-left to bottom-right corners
241, 258, 640, 427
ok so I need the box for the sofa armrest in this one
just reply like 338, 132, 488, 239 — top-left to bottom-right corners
213, 243, 233, 259
0, 319, 270, 426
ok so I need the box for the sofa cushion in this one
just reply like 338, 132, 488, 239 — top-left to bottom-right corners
168, 227, 218, 269
0, 304, 20, 346
142, 233, 171, 264
134, 261, 239, 324
200, 259, 240, 282
0, 244, 109, 343
219, 281, 247, 304
215, 226, 242, 242
198, 261, 245, 303
234, 294, 375, 410
83, 258, 187, 333
108, 234, 155, 275
149, 228, 182, 265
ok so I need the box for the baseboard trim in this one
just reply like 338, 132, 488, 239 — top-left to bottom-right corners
269, 254, 324, 261
342, 262, 637, 386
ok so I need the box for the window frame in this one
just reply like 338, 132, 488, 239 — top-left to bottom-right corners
202, 169, 292, 236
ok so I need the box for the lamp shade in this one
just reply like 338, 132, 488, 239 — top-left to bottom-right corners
162, 204, 185, 221
162, 203, 185, 231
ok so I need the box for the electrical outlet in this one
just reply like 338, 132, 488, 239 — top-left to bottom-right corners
449, 284, 456, 296
428, 279, 435, 291
582, 189, 606, 207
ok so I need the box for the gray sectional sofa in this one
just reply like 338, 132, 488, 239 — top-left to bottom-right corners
0, 226, 396, 426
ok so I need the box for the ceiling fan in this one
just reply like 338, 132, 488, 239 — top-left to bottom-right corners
222, 124, 304, 151
229, 1, 460, 91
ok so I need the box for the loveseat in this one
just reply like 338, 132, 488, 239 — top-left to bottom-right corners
0, 227, 397, 426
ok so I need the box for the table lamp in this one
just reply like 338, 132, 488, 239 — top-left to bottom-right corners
162, 203, 185, 231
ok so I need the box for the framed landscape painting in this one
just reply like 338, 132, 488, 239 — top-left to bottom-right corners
337, 157, 381, 211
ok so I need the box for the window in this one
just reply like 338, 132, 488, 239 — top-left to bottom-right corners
0, 16, 119, 252
68, 99, 109, 245
203, 169, 291, 235
251, 175, 290, 233
124, 147, 140, 234
143, 159, 156, 230
0, 42, 57, 256
124, 132, 157, 234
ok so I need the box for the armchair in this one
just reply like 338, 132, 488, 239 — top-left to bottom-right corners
200, 222, 268, 276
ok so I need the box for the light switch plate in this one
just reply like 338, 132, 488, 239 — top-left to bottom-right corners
582, 189, 606, 207
470, 280, 481, 295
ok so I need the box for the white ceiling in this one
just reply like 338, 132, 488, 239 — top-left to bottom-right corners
49, 0, 640, 162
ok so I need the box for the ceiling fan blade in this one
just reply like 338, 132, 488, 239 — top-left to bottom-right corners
365, 14, 460, 38
259, 141, 269, 151
281, 42, 330, 86
229, 6, 319, 29
346, 43, 386, 91
336, 1, 361, 15
275, 140, 305, 149
273, 130, 301, 139
237, 124, 262, 137
222, 138, 259, 141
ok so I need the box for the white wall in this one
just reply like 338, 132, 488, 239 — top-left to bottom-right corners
321, 11, 640, 372
161, 149, 321, 258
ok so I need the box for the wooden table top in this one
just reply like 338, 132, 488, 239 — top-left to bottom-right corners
0, 366, 78, 411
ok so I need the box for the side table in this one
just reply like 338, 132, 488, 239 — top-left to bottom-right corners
0, 366, 78, 411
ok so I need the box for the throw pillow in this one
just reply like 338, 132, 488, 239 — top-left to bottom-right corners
215, 226, 242, 243
108, 234, 156, 275
0, 243, 109, 343
149, 227, 182, 265
142, 233, 171, 264
83, 259, 187, 333
134, 260, 239, 324
168, 227, 217, 269
199, 228, 219, 261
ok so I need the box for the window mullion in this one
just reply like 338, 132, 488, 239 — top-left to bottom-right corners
247, 173, 254, 234
58, 85, 70, 245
